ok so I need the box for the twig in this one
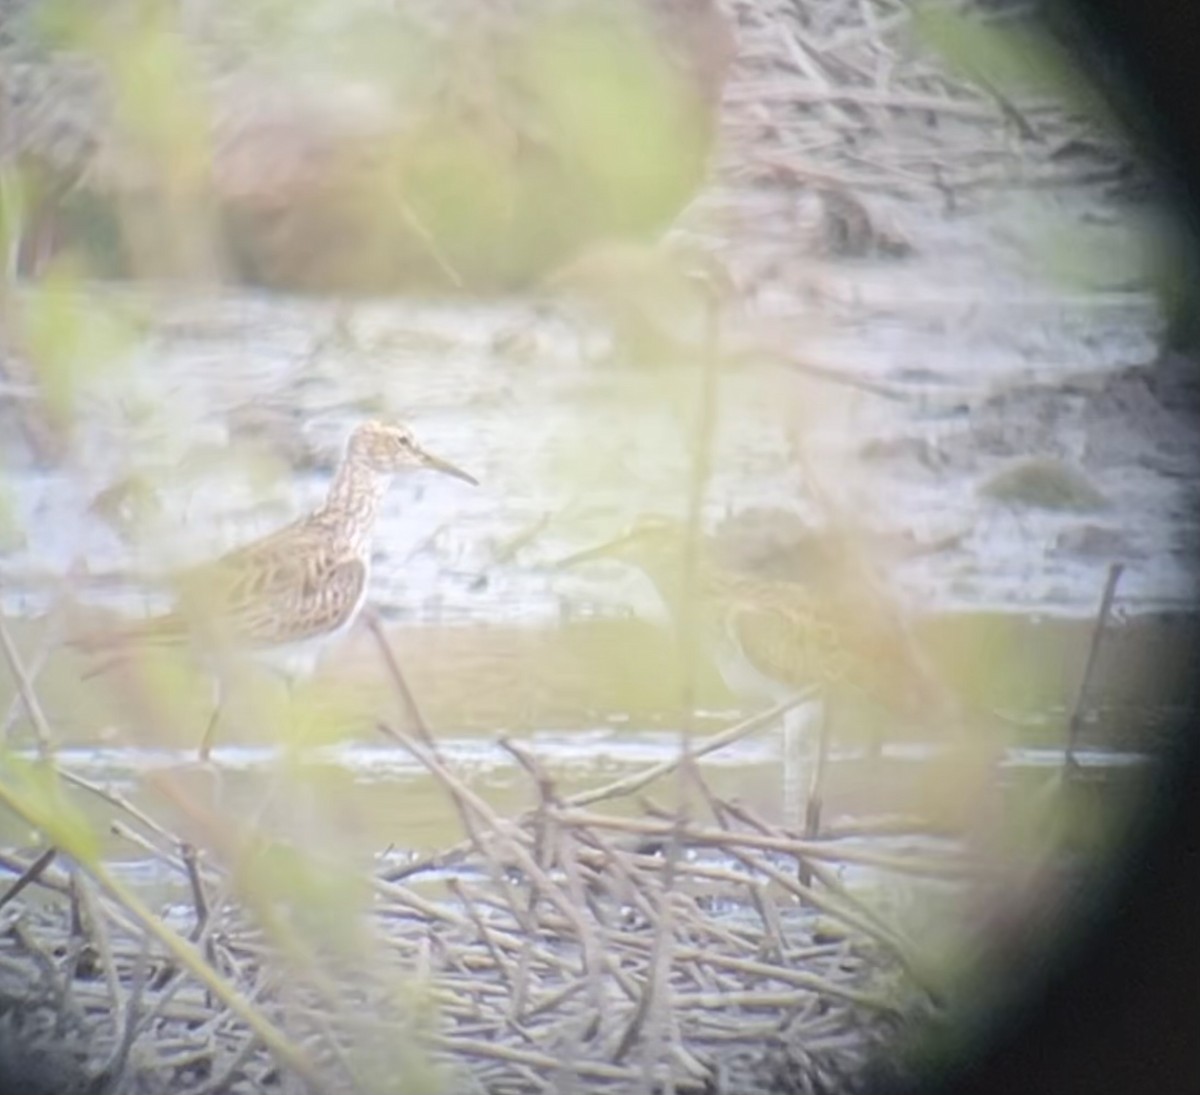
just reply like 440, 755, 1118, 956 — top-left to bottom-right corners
1065, 563, 1124, 776
802, 705, 833, 854
108, 820, 190, 877
0, 610, 61, 741
427, 1034, 682, 1087
817, 7, 913, 53
394, 191, 465, 290
724, 80, 1057, 119
717, 800, 934, 998
57, 764, 181, 848
553, 808, 988, 879
676, 256, 725, 764
62, 867, 87, 1024
366, 611, 435, 747
372, 877, 472, 929
0, 847, 71, 895
377, 721, 629, 1003
611, 814, 680, 1082
93, 932, 149, 1094
377, 721, 534, 930
0, 617, 56, 755
0, 775, 320, 1084
447, 877, 516, 991
11, 917, 75, 1017
182, 842, 210, 942
73, 870, 126, 1044
192, 1032, 263, 1095
0, 846, 57, 911
381, 694, 815, 883
570, 693, 816, 811
496, 737, 561, 1021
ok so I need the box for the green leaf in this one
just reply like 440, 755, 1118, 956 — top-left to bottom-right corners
0, 485, 24, 555
0, 754, 101, 862
21, 265, 135, 423
912, 5, 1115, 129
235, 833, 371, 960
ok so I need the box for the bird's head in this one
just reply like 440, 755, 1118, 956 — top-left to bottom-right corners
348, 421, 478, 484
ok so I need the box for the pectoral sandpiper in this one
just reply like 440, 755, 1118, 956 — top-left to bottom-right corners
556, 515, 940, 834
73, 420, 477, 759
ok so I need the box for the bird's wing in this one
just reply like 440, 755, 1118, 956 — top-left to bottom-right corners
173, 522, 367, 646
215, 548, 368, 646
725, 584, 849, 690
184, 518, 312, 603
68, 607, 192, 657
70, 521, 368, 671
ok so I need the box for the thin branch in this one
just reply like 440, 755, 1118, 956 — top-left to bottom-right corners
0, 774, 319, 1084
366, 610, 435, 747
1065, 563, 1124, 776
381, 693, 815, 884
0, 617, 56, 755
0, 846, 58, 911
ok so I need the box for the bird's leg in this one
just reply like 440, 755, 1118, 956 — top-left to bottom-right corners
785, 698, 832, 890
781, 702, 808, 835
865, 715, 885, 766
283, 674, 298, 742
264, 665, 300, 753
197, 674, 223, 763
804, 699, 833, 841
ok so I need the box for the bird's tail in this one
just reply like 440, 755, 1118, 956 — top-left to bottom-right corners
66, 614, 189, 680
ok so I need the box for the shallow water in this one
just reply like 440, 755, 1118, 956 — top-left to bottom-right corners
0, 190, 1194, 623
0, 605, 1169, 908
0, 725, 1153, 923
0, 180, 1193, 943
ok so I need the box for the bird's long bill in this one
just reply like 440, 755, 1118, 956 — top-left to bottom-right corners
422, 450, 479, 486
553, 533, 636, 570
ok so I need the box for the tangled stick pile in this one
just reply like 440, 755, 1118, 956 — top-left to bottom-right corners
0, 695, 968, 1094
0, 0, 1128, 1091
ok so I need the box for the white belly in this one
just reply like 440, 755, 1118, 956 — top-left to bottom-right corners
249, 580, 368, 681
713, 626, 795, 704
251, 634, 333, 680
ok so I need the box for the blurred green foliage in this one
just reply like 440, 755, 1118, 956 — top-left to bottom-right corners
0, 485, 22, 553
0, 754, 100, 862
20, 263, 135, 425
915, 2, 1195, 331
523, 7, 707, 235
236, 832, 372, 962
37, 0, 209, 172
913, 5, 1115, 129
10, 0, 718, 290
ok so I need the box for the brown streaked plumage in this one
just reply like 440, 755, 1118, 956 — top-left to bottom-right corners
556, 515, 944, 832
556, 515, 852, 700
73, 420, 477, 759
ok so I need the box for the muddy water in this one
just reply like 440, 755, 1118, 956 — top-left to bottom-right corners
0, 591, 1183, 911
0, 182, 1195, 916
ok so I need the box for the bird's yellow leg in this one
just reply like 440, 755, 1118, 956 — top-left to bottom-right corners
197, 675, 223, 762
782, 700, 823, 834
804, 700, 833, 841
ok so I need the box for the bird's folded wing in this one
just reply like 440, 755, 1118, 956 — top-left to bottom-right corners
70, 525, 367, 661
67, 612, 192, 677
726, 592, 848, 688
172, 527, 367, 646
184, 518, 311, 604
226, 552, 367, 646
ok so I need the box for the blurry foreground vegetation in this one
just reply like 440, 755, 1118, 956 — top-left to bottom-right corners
0, 0, 1184, 1090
